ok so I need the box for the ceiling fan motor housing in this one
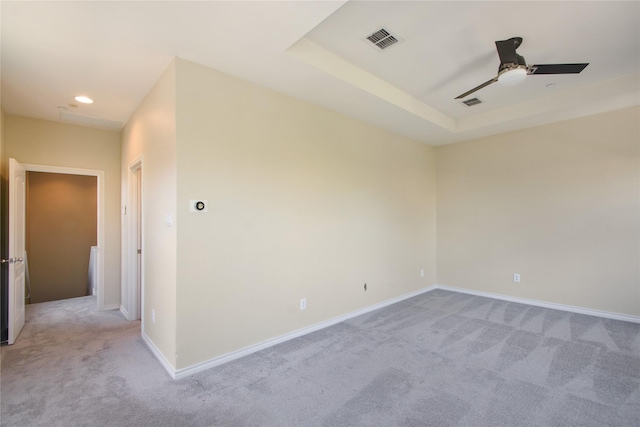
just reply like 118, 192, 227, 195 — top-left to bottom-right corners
498, 54, 527, 73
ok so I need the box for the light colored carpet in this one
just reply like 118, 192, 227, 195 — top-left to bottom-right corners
1, 290, 639, 426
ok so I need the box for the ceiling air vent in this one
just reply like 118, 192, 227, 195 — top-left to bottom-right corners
366, 28, 400, 50
462, 98, 482, 107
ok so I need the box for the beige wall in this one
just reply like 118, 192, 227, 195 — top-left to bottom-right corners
5, 116, 121, 307
122, 58, 637, 374
173, 59, 437, 369
436, 106, 640, 316
121, 60, 177, 368
26, 172, 97, 303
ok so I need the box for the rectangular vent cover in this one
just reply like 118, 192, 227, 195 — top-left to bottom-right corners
366, 28, 400, 50
462, 98, 482, 107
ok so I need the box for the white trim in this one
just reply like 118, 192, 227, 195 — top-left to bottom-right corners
102, 304, 120, 311
435, 284, 640, 324
142, 332, 176, 379
22, 163, 107, 311
172, 286, 436, 380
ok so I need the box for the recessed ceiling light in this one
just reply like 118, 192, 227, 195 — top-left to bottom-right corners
74, 95, 94, 104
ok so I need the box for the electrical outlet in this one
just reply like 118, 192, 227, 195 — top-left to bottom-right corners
152, 309, 156, 323
300, 298, 306, 310
513, 274, 521, 283
420, 269, 424, 278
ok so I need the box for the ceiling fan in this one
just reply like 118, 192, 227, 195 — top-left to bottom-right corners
455, 37, 589, 99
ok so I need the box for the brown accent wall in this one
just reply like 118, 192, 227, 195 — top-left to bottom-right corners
26, 172, 97, 303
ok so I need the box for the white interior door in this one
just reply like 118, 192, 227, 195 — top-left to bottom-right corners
127, 160, 142, 321
8, 158, 26, 344
136, 167, 142, 320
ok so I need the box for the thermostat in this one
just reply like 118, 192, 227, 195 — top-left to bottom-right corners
189, 200, 208, 213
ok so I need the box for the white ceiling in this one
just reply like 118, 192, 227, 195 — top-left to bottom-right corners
2, 1, 639, 146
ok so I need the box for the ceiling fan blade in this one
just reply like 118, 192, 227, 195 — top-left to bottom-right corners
455, 77, 498, 99
495, 37, 522, 64
528, 63, 589, 74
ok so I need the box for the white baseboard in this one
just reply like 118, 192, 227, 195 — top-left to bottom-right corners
172, 285, 436, 380
435, 284, 640, 324
146, 283, 638, 380
101, 304, 120, 311
141, 331, 177, 379
119, 305, 130, 320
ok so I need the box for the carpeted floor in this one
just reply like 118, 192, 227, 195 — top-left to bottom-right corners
1, 289, 639, 426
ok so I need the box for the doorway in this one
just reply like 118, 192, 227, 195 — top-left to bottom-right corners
26, 172, 97, 303
2, 161, 106, 344
22, 163, 106, 310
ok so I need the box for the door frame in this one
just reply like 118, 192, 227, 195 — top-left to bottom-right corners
23, 163, 106, 311
126, 157, 143, 322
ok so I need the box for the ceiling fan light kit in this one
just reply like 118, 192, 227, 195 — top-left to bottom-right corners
498, 67, 527, 85
455, 36, 589, 99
